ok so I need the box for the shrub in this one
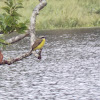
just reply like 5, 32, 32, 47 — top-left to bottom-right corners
0, 0, 28, 34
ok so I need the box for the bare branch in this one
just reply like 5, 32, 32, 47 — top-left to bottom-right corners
5, 0, 47, 45
6, 31, 29, 44
29, 0, 47, 46
1, 0, 47, 65
2, 50, 32, 65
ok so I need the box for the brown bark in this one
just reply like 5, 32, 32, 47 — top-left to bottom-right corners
2, 50, 32, 65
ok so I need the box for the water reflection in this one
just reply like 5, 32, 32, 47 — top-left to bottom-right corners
0, 28, 100, 100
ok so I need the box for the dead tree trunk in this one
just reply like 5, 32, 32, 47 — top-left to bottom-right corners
1, 0, 47, 65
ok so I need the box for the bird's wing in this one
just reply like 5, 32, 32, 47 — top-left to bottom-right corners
32, 38, 42, 50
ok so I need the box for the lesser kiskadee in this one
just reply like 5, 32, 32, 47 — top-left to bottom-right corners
32, 36, 45, 51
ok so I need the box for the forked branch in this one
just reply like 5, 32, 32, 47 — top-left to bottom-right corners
1, 0, 47, 65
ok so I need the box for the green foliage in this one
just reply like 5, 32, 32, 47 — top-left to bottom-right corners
0, 37, 9, 49
0, 0, 28, 34
36, 0, 100, 29
1, 0, 100, 30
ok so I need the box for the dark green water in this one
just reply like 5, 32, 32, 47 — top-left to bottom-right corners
0, 28, 100, 100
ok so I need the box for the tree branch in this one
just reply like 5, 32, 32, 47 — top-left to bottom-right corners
2, 50, 32, 65
2, 0, 47, 65
5, 0, 47, 45
29, 0, 47, 46
6, 31, 29, 44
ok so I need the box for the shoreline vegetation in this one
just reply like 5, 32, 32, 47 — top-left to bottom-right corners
0, 0, 100, 30
36, 27, 100, 34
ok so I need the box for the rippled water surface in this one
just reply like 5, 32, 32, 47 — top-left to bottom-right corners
0, 28, 100, 100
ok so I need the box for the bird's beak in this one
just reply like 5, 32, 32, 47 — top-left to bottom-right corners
39, 36, 46, 38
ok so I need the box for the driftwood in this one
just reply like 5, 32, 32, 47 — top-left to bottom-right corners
1, 0, 47, 65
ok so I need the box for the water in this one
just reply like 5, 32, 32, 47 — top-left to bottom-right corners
0, 28, 100, 100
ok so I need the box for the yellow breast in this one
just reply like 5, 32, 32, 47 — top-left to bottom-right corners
34, 38, 45, 50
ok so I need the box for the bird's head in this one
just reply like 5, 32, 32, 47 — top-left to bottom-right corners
39, 36, 45, 39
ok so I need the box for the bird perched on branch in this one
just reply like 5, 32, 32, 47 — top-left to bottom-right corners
32, 36, 45, 51
0, 50, 3, 64
32, 36, 45, 59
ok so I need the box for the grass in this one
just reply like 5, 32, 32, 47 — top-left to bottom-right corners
0, 0, 100, 30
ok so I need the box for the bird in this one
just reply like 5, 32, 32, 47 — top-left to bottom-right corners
32, 36, 45, 51
0, 50, 3, 64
